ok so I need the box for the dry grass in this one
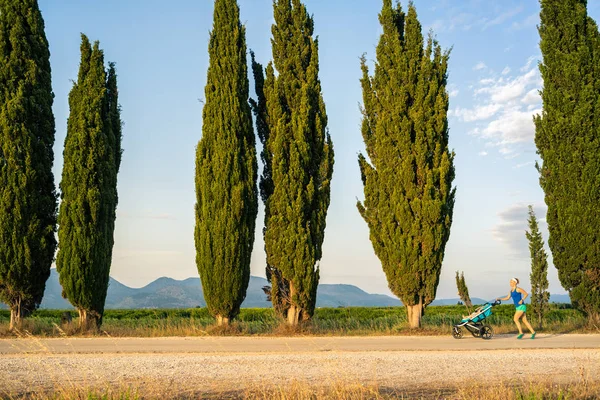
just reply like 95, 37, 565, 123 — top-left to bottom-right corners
1, 320, 595, 339
0, 305, 594, 338
3, 379, 600, 400
240, 382, 453, 399
456, 379, 600, 400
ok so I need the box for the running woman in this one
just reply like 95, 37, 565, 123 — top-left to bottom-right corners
497, 278, 536, 339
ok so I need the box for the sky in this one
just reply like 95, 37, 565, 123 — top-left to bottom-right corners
36, 0, 600, 300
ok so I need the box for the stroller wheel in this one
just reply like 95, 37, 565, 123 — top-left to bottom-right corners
452, 326, 463, 339
481, 325, 493, 340
470, 323, 482, 337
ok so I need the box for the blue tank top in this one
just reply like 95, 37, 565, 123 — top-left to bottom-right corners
511, 289, 522, 306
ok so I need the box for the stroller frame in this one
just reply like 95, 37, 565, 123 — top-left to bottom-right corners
452, 300, 501, 340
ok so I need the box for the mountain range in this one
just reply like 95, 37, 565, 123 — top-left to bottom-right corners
0, 269, 571, 309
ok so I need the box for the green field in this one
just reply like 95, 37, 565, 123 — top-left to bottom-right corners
0, 303, 589, 337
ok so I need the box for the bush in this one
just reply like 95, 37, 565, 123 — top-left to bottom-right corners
0, 304, 588, 337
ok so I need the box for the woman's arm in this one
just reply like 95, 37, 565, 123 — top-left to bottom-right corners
497, 291, 511, 301
517, 287, 528, 304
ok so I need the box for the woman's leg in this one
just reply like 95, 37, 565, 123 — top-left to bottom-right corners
521, 313, 535, 334
514, 311, 524, 334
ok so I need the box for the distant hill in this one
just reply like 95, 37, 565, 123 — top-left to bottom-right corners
30, 270, 404, 309
0, 269, 570, 309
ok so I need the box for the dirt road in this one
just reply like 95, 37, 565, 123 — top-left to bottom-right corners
0, 333, 598, 354
1, 335, 599, 397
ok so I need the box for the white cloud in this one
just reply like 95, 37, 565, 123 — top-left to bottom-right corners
475, 68, 538, 103
428, 12, 475, 33
510, 13, 538, 31
521, 55, 538, 72
521, 88, 540, 104
473, 62, 487, 71
447, 83, 459, 98
478, 151, 488, 156
483, 5, 524, 30
428, 19, 445, 33
514, 161, 535, 169
453, 103, 502, 122
527, 104, 539, 111
459, 56, 543, 155
481, 107, 542, 145
491, 202, 548, 258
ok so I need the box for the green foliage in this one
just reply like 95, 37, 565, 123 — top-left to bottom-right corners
455, 271, 472, 309
56, 35, 122, 326
250, 0, 334, 322
0, 305, 587, 337
526, 206, 550, 329
357, 1, 455, 320
0, 0, 57, 317
535, 0, 600, 323
195, 0, 258, 322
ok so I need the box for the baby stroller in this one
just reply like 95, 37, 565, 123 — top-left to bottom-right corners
452, 300, 501, 340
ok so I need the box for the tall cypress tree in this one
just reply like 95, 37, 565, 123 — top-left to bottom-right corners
0, 0, 57, 330
535, 0, 600, 324
357, 0, 455, 328
56, 35, 122, 330
455, 271, 472, 309
525, 205, 550, 329
251, 0, 334, 325
195, 0, 257, 326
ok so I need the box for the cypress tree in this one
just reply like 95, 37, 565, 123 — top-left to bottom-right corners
195, 0, 257, 326
535, 0, 600, 324
455, 271, 472, 309
250, 0, 334, 325
357, 0, 455, 328
56, 35, 122, 330
525, 205, 550, 329
0, 0, 57, 330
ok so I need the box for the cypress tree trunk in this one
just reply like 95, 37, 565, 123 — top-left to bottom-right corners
286, 282, 300, 325
9, 300, 24, 331
77, 309, 101, 331
195, 0, 257, 325
250, 0, 334, 326
357, 1, 455, 329
56, 35, 121, 331
406, 299, 423, 329
535, 0, 600, 325
9, 310, 21, 331
0, 0, 57, 328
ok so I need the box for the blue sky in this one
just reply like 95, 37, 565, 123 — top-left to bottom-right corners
37, 0, 600, 300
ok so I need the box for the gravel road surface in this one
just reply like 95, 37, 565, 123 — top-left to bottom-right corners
0, 333, 598, 354
1, 334, 598, 397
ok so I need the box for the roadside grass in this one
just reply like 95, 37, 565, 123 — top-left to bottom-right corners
3, 378, 599, 399
0, 304, 592, 338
